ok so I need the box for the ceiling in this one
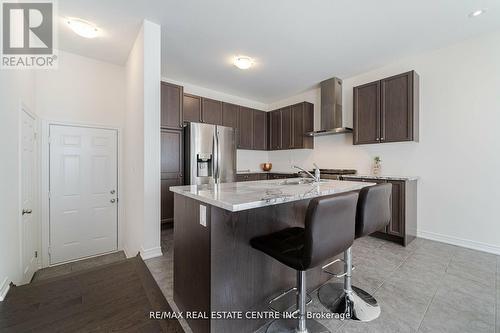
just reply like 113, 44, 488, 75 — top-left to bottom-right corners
59, 0, 500, 103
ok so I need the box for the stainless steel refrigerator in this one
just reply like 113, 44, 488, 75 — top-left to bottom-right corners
184, 123, 236, 185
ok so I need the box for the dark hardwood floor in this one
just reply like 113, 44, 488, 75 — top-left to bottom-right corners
0, 256, 183, 333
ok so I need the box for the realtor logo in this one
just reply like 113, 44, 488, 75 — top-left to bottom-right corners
1, 0, 57, 68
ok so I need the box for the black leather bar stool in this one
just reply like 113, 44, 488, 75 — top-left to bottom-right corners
251, 192, 359, 333
318, 183, 392, 322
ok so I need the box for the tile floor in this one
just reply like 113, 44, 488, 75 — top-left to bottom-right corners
32, 251, 126, 282
147, 228, 500, 333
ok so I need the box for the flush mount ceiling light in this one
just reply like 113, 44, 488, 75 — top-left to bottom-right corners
66, 18, 99, 38
233, 56, 254, 70
469, 9, 486, 18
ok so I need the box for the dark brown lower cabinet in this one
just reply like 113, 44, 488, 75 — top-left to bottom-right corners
161, 129, 184, 225
342, 176, 417, 246
236, 173, 297, 182
161, 178, 182, 224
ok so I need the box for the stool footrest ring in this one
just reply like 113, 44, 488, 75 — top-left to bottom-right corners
268, 287, 312, 313
321, 259, 355, 278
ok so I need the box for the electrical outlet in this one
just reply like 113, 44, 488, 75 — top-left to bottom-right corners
199, 204, 207, 227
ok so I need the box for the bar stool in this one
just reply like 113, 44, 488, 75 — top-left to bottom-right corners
318, 183, 392, 322
250, 191, 359, 333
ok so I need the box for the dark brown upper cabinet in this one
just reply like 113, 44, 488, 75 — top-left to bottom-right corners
252, 110, 267, 150
353, 71, 419, 145
269, 110, 282, 150
222, 102, 239, 128
237, 107, 254, 149
183, 93, 202, 123
291, 102, 314, 149
161, 82, 183, 129
353, 81, 380, 144
268, 102, 314, 151
381, 72, 419, 142
281, 107, 292, 150
201, 98, 223, 125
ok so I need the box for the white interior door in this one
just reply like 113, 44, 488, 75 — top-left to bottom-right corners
49, 125, 118, 265
21, 110, 39, 283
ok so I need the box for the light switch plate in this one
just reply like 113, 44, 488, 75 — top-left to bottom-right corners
199, 204, 207, 227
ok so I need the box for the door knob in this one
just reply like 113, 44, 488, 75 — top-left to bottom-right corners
110, 199, 116, 203
22, 209, 32, 215
110, 190, 116, 194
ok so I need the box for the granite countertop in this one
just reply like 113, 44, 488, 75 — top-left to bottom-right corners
343, 174, 419, 181
170, 178, 373, 212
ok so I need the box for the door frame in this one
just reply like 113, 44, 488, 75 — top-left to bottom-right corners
18, 102, 41, 283
40, 120, 122, 268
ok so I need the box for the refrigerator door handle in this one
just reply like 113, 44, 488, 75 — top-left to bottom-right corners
213, 128, 219, 184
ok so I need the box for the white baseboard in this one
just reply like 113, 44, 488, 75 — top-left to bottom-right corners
417, 230, 500, 255
122, 245, 131, 258
0, 277, 10, 301
140, 246, 163, 260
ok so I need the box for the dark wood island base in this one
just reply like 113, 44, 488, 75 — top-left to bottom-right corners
173, 194, 343, 333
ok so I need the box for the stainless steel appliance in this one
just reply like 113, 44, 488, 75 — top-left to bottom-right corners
306, 77, 353, 137
184, 123, 236, 185
298, 168, 357, 180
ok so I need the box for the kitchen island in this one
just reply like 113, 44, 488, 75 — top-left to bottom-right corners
170, 179, 373, 333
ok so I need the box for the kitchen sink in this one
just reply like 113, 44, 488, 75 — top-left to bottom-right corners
280, 178, 326, 185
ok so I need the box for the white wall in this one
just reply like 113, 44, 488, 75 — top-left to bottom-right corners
124, 25, 146, 257
123, 20, 162, 259
0, 70, 36, 298
268, 31, 500, 254
35, 51, 126, 127
141, 21, 162, 258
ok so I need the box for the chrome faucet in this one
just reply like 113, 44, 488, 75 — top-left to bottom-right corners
293, 163, 321, 183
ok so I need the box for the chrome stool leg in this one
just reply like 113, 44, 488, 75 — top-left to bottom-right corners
267, 271, 330, 333
317, 247, 381, 322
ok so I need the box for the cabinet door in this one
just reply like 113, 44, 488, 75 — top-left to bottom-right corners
183, 94, 201, 123
161, 129, 183, 225
281, 107, 292, 149
387, 180, 405, 237
238, 107, 253, 149
202, 98, 223, 125
161, 82, 183, 129
257, 173, 269, 180
161, 129, 183, 179
236, 173, 260, 181
303, 102, 314, 149
222, 102, 239, 128
253, 110, 267, 150
381, 72, 413, 142
353, 81, 380, 145
161, 178, 182, 224
236, 174, 250, 182
291, 103, 304, 148
269, 110, 282, 150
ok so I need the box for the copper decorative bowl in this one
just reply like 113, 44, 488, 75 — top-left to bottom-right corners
261, 163, 272, 172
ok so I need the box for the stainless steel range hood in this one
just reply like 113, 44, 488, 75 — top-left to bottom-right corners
305, 77, 352, 136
